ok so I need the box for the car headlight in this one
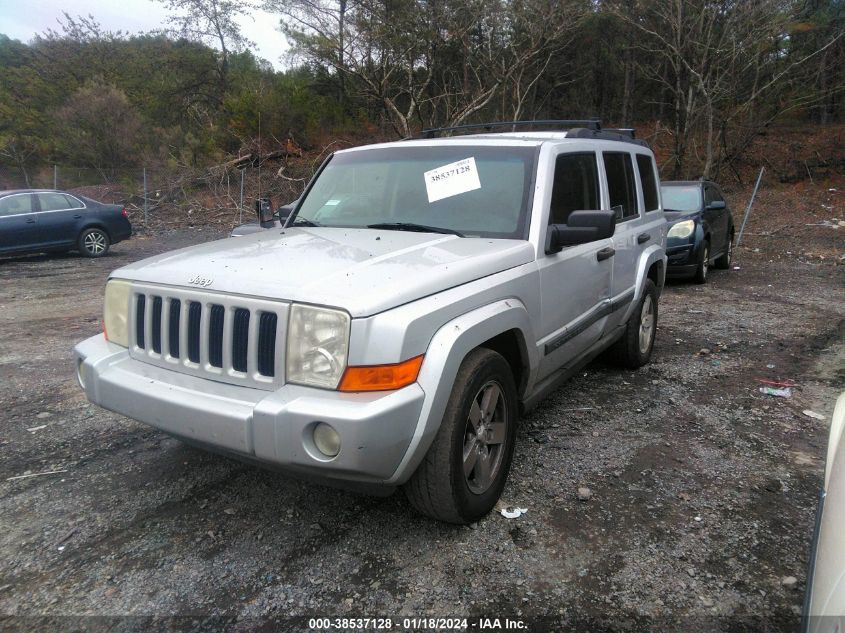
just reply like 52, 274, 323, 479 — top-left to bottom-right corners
286, 304, 350, 389
667, 219, 695, 239
103, 279, 131, 347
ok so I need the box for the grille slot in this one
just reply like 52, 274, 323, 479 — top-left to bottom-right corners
136, 295, 146, 349
232, 308, 250, 372
151, 297, 163, 354
188, 302, 202, 363
168, 299, 181, 358
257, 312, 277, 377
208, 305, 225, 368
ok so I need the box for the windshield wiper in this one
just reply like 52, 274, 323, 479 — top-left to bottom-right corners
366, 222, 464, 237
289, 217, 322, 227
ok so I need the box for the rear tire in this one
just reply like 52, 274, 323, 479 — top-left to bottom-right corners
694, 242, 709, 284
78, 228, 110, 257
611, 279, 658, 369
404, 348, 518, 524
714, 233, 733, 269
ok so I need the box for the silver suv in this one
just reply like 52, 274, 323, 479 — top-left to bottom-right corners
74, 122, 667, 524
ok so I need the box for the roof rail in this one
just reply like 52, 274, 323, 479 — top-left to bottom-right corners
419, 119, 602, 138
604, 128, 636, 139
566, 126, 648, 147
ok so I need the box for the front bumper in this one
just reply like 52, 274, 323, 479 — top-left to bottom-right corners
75, 334, 425, 485
666, 242, 698, 277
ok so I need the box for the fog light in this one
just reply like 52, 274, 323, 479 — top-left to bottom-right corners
76, 359, 87, 390
313, 422, 340, 457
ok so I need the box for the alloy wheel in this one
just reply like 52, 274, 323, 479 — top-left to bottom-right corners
639, 294, 655, 355
463, 380, 508, 495
84, 231, 107, 255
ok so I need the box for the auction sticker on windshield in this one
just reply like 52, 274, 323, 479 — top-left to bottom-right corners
424, 157, 481, 203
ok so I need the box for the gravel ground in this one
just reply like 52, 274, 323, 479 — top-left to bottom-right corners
0, 223, 843, 633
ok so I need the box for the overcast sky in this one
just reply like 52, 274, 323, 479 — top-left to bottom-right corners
0, 0, 290, 69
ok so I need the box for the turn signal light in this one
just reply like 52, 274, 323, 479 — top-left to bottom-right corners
338, 355, 424, 392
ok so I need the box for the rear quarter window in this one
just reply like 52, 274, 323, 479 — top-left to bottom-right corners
636, 154, 659, 212
603, 152, 639, 221
37, 193, 71, 212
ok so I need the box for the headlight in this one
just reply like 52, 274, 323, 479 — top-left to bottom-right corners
667, 219, 695, 239
286, 304, 350, 389
103, 279, 131, 347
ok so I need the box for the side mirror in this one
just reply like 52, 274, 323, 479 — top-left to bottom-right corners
706, 200, 726, 210
277, 197, 300, 222
255, 197, 274, 227
546, 210, 616, 254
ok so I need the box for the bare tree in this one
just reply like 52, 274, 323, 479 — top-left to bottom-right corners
613, 0, 845, 179
159, 0, 255, 100
265, 0, 355, 105
497, 0, 585, 122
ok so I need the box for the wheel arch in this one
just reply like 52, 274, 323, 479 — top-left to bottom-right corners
646, 259, 664, 296
79, 222, 112, 240
479, 329, 530, 398
387, 299, 538, 485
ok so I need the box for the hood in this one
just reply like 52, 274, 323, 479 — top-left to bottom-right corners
664, 209, 700, 222
112, 227, 535, 317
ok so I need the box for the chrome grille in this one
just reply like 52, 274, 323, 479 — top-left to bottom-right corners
129, 283, 288, 390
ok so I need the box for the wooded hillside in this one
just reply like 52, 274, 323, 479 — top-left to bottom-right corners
1, 0, 843, 190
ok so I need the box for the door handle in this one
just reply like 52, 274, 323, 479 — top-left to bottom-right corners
596, 247, 615, 261
637, 232, 651, 244
73, 214, 82, 219
26, 218, 36, 224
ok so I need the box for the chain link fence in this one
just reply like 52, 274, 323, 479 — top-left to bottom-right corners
0, 158, 315, 231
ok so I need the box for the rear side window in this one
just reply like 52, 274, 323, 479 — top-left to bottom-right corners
37, 193, 71, 212
603, 152, 639, 221
63, 194, 84, 208
0, 194, 34, 216
636, 154, 659, 212
549, 153, 599, 225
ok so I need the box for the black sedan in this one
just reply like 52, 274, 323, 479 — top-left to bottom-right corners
662, 181, 734, 283
0, 189, 131, 258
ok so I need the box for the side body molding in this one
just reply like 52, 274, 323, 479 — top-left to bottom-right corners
386, 298, 538, 485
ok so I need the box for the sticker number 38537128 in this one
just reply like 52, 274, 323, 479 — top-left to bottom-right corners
423, 157, 481, 203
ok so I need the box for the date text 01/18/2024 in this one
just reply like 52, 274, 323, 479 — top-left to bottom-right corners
307, 617, 527, 631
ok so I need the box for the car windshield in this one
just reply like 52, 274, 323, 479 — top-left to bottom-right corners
291, 146, 537, 239
661, 186, 701, 212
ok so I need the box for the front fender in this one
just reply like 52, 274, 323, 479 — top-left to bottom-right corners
386, 298, 537, 485
630, 243, 667, 301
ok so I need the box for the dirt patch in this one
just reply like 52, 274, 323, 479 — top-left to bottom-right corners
0, 189, 843, 631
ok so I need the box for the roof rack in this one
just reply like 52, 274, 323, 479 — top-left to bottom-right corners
416, 120, 649, 147
419, 119, 602, 138
563, 126, 648, 147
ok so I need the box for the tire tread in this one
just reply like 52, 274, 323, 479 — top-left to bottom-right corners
610, 279, 658, 369
404, 348, 514, 524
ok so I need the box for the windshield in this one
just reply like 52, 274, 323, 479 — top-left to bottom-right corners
291, 146, 537, 239
660, 186, 701, 212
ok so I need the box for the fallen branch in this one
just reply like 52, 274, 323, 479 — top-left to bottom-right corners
6, 469, 68, 481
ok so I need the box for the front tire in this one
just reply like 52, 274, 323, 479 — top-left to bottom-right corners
611, 278, 658, 369
714, 233, 733, 269
78, 228, 110, 257
404, 348, 518, 524
694, 241, 709, 284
